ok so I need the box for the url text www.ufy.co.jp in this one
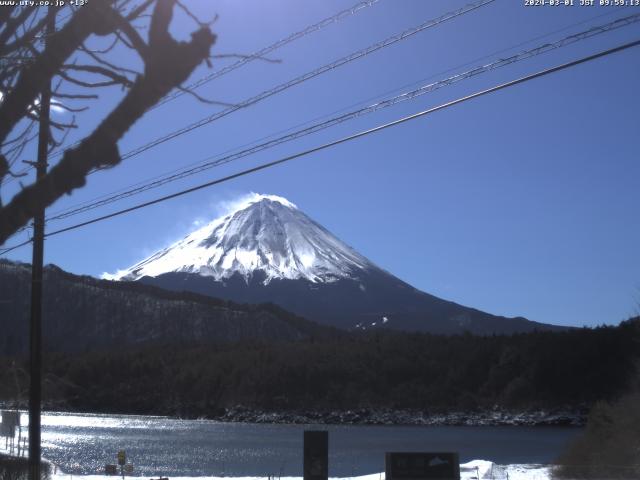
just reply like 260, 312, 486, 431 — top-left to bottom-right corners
0, 0, 87, 7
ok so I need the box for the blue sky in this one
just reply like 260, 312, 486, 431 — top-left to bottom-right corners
2, 0, 639, 327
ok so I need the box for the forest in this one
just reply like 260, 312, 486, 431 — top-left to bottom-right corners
1, 317, 637, 419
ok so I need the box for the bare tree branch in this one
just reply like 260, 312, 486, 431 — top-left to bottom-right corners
50, 101, 89, 113
50, 122, 74, 150
212, 53, 282, 64
0, 6, 18, 28
60, 64, 135, 88
1, 9, 54, 56
79, 44, 141, 76
0, 1, 119, 144
0, 8, 34, 51
175, 85, 236, 107
176, 0, 217, 28
48, 117, 78, 132
1, 120, 36, 149
112, 17, 148, 59
126, 0, 157, 21
52, 92, 99, 100
0, 0, 216, 244
82, 34, 119, 55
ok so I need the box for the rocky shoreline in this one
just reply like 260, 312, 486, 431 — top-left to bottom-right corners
212, 406, 586, 427
1, 401, 586, 426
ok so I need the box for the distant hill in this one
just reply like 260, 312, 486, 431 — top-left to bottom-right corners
2, 258, 636, 419
0, 259, 335, 355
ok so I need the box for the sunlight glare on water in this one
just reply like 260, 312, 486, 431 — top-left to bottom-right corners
11, 412, 583, 477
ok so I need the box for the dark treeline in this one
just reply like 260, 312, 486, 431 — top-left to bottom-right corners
0, 260, 339, 355
2, 318, 638, 418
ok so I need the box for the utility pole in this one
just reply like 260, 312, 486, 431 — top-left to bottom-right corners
29, 7, 55, 480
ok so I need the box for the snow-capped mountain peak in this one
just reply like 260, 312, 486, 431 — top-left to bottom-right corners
107, 193, 375, 284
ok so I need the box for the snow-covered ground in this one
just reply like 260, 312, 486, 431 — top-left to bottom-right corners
3, 440, 552, 480
47, 460, 552, 480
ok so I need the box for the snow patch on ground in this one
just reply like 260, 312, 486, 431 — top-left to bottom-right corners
51, 461, 552, 480
501, 464, 552, 480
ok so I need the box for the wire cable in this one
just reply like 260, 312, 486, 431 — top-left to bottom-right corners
153, 0, 382, 109
14, 2, 626, 195
41, 0, 381, 164
105, 0, 497, 166
25, 38, 636, 242
36, 6, 634, 216
0, 238, 31, 256
2, 37, 638, 254
44, 12, 640, 223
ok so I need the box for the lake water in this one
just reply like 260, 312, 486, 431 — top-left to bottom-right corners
27, 412, 580, 477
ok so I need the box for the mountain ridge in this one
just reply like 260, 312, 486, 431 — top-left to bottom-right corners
0, 259, 337, 355
109, 193, 564, 334
108, 194, 375, 285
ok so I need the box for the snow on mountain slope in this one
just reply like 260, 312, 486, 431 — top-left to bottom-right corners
107, 194, 375, 284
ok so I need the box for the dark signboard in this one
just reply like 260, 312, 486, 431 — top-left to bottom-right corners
1, 411, 19, 438
385, 452, 460, 480
105, 464, 118, 475
303, 430, 328, 480
0, 421, 14, 438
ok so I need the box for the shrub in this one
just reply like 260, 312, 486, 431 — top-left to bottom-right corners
0, 454, 51, 480
554, 393, 640, 479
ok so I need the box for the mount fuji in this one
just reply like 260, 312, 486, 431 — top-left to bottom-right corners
108, 194, 560, 334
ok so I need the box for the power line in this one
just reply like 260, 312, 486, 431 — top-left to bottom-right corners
107, 0, 496, 166
41, 0, 382, 164
0, 1, 387, 203
2, 37, 638, 253
17, 38, 633, 243
40, 6, 633, 217
0, 238, 32, 256
331, 3, 634, 126
43, 12, 640, 223
153, 0, 381, 109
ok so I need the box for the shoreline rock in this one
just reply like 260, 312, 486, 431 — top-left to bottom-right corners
210, 406, 586, 427
0, 402, 586, 426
